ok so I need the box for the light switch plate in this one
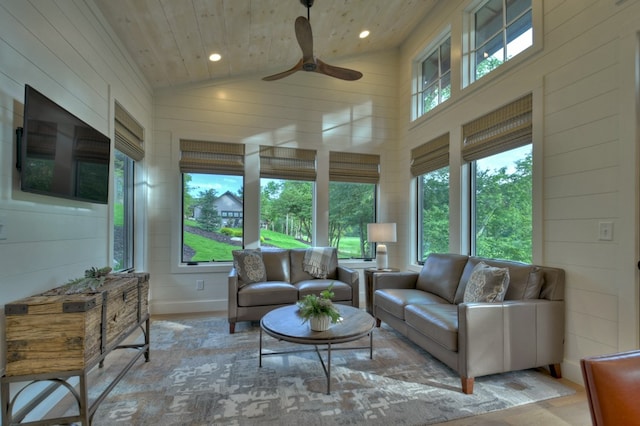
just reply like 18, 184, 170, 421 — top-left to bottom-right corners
598, 221, 613, 241
0, 218, 7, 240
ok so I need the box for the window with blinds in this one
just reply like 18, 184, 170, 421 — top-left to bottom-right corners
112, 102, 144, 272
412, 133, 451, 262
180, 140, 245, 263
259, 145, 316, 181
465, 94, 533, 263
328, 152, 379, 259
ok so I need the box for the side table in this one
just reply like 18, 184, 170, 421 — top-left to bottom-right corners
364, 267, 400, 315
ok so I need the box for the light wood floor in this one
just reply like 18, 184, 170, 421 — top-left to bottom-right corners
161, 311, 592, 426
437, 378, 590, 425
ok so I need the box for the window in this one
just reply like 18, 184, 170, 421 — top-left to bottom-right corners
259, 146, 316, 249
180, 140, 244, 263
463, 94, 533, 263
328, 152, 379, 259
464, 0, 532, 85
414, 34, 451, 119
472, 146, 531, 262
411, 134, 450, 262
113, 150, 134, 271
112, 103, 144, 272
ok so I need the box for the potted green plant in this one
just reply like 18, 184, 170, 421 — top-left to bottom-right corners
297, 283, 342, 331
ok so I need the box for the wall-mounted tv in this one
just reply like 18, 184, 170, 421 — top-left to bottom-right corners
17, 85, 111, 204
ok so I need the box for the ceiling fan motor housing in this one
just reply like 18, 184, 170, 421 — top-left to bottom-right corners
303, 62, 317, 71
300, 0, 314, 8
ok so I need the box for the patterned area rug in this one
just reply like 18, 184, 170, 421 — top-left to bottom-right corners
68, 316, 573, 425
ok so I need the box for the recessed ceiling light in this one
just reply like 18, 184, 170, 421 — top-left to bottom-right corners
209, 53, 222, 62
359, 30, 370, 39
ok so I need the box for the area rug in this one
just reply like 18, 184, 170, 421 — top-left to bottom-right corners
67, 316, 574, 425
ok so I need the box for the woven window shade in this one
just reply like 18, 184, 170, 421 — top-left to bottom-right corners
180, 140, 245, 175
410, 133, 449, 177
259, 145, 316, 181
462, 93, 532, 162
114, 102, 144, 161
329, 151, 380, 183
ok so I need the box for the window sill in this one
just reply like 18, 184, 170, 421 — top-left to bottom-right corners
171, 262, 233, 274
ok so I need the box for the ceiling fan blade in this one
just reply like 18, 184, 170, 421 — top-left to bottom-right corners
316, 59, 363, 81
295, 16, 314, 60
262, 59, 304, 81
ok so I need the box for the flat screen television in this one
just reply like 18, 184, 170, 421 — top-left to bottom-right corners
17, 85, 111, 204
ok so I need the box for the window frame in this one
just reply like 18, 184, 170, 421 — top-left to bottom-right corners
412, 29, 452, 120
181, 172, 245, 264
416, 166, 450, 264
468, 145, 533, 262
328, 180, 377, 259
462, 0, 541, 89
112, 149, 135, 272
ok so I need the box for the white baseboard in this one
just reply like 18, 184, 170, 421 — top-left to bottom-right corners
150, 299, 227, 316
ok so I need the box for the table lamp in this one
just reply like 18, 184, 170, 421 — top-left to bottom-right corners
367, 222, 397, 270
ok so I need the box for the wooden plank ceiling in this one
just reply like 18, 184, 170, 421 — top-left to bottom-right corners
94, 0, 441, 88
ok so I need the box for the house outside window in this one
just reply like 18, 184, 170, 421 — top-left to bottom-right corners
179, 140, 245, 263
413, 33, 451, 120
464, 0, 532, 85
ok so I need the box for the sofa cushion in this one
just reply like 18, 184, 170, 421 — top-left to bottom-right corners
232, 249, 267, 285
295, 280, 352, 302
463, 261, 510, 303
237, 281, 298, 307
261, 248, 291, 283
506, 265, 544, 300
454, 257, 544, 303
375, 289, 449, 320
415, 253, 469, 304
290, 248, 338, 283
405, 304, 459, 352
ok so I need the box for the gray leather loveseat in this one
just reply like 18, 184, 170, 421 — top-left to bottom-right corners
373, 253, 565, 394
228, 247, 359, 333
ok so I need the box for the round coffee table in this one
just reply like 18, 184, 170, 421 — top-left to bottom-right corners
259, 304, 375, 394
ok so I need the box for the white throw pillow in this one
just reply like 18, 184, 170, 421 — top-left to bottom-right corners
232, 249, 266, 286
463, 261, 510, 303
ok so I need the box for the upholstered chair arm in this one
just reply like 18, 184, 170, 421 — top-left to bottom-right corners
372, 272, 419, 292
337, 265, 360, 308
458, 299, 565, 393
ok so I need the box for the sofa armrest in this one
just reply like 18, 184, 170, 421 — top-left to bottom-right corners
458, 299, 565, 379
337, 265, 360, 308
228, 268, 240, 321
372, 272, 419, 292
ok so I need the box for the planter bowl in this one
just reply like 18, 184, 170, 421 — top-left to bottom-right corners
309, 315, 331, 331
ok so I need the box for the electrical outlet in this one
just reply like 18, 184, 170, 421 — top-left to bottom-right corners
598, 221, 613, 241
196, 279, 204, 290
0, 218, 7, 240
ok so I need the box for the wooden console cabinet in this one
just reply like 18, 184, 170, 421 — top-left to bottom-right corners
1, 272, 150, 425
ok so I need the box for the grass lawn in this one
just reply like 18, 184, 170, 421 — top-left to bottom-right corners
184, 224, 366, 260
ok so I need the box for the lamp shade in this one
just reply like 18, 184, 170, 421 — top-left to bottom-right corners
367, 223, 397, 243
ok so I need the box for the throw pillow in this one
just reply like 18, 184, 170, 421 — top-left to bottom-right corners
463, 261, 510, 303
232, 249, 266, 285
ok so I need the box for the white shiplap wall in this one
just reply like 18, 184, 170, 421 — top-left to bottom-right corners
397, 0, 640, 385
0, 0, 152, 378
148, 50, 400, 314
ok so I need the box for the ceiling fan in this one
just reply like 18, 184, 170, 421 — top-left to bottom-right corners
262, 0, 363, 82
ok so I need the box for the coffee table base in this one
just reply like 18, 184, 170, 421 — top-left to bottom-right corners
259, 328, 373, 394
